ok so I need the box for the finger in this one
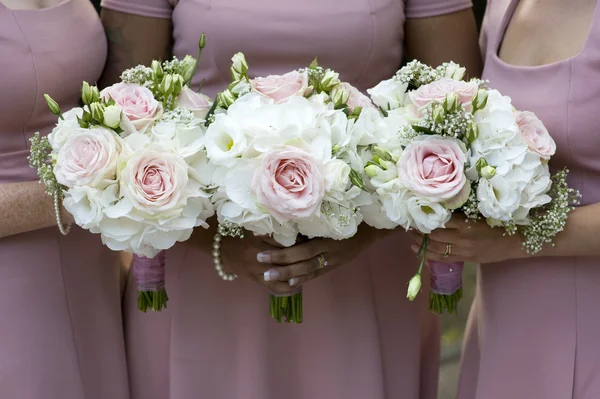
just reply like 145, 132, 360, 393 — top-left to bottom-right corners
410, 245, 466, 263
288, 267, 329, 287
263, 256, 322, 282
427, 229, 462, 244
445, 216, 469, 230
257, 240, 321, 265
260, 235, 285, 248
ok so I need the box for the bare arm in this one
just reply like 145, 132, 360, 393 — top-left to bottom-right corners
99, 9, 172, 87
405, 9, 483, 78
0, 181, 73, 239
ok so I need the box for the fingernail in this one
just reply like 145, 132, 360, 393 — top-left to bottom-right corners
257, 252, 271, 263
263, 270, 280, 281
289, 278, 299, 286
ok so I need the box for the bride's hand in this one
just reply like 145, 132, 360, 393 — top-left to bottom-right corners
218, 233, 300, 296
411, 216, 523, 264
257, 225, 386, 287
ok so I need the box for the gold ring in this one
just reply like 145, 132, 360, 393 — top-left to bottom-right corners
317, 254, 328, 269
444, 243, 452, 257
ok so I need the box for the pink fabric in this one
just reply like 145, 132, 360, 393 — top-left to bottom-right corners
100, 0, 473, 398
458, 1, 600, 398
0, 1, 129, 398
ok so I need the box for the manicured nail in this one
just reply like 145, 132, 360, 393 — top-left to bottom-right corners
289, 278, 299, 286
257, 252, 271, 263
263, 270, 280, 281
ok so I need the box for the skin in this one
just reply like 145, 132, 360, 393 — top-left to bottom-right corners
416, 0, 599, 265
0, 0, 77, 239
101, 8, 482, 292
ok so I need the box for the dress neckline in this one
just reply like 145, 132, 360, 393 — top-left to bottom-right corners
492, 0, 600, 70
0, 0, 74, 13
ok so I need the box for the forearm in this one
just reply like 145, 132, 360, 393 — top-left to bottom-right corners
0, 181, 69, 238
531, 203, 600, 258
405, 9, 483, 78
99, 10, 172, 87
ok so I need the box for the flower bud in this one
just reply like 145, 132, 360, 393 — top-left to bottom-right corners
180, 55, 196, 83
373, 146, 393, 162
81, 81, 94, 105
433, 105, 445, 124
151, 60, 164, 79
90, 85, 101, 104
443, 62, 466, 80
320, 69, 340, 92
77, 115, 88, 129
476, 157, 488, 171
217, 89, 236, 108
349, 169, 366, 191
473, 89, 488, 111
480, 165, 496, 179
103, 105, 122, 129
199, 33, 206, 50
465, 123, 479, 143
365, 164, 381, 178
161, 74, 173, 95
308, 57, 319, 69
172, 74, 184, 95
231, 52, 248, 81
331, 85, 350, 108
44, 94, 62, 117
406, 274, 422, 301
82, 110, 93, 123
332, 144, 342, 155
443, 92, 460, 112
229, 79, 250, 96
90, 102, 105, 122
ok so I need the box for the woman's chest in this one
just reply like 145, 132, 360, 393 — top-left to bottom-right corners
171, 0, 406, 94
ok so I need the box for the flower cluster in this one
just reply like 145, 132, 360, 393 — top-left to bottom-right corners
30, 36, 215, 311
207, 53, 379, 248
362, 60, 578, 312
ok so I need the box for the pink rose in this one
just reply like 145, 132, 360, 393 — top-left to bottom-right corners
121, 148, 189, 215
397, 136, 468, 202
54, 126, 122, 188
341, 82, 375, 111
177, 87, 213, 119
409, 78, 478, 109
515, 111, 556, 159
101, 83, 163, 135
250, 71, 309, 104
252, 146, 325, 221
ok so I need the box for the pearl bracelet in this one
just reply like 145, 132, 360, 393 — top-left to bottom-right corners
212, 230, 237, 281
54, 193, 71, 236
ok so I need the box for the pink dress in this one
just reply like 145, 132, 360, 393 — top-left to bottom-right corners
0, 1, 129, 398
457, 1, 600, 398
100, 1, 471, 398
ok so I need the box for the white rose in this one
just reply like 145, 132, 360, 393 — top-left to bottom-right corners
297, 200, 361, 240
367, 78, 408, 110
150, 120, 206, 158
381, 190, 413, 230
204, 114, 247, 167
103, 105, 122, 129
477, 175, 521, 221
360, 193, 400, 230
406, 196, 451, 234
63, 186, 106, 229
47, 107, 84, 150
323, 158, 350, 195
54, 126, 123, 188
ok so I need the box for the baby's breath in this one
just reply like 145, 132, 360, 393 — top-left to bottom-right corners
518, 169, 580, 254
460, 186, 480, 220
416, 102, 474, 139
120, 65, 155, 90
395, 60, 441, 88
28, 133, 63, 197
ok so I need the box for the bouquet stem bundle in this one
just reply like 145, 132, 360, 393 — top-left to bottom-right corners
133, 251, 169, 312
270, 291, 303, 323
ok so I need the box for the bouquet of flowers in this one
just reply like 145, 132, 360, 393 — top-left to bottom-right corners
29, 36, 216, 312
362, 60, 579, 314
205, 53, 383, 323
